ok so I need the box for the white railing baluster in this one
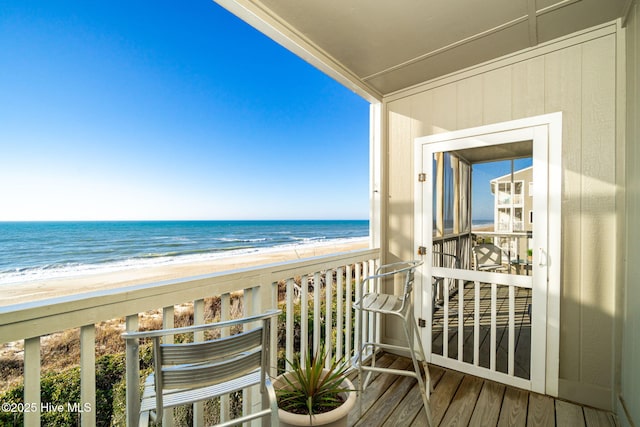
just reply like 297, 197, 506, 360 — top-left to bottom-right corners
24, 337, 40, 427
125, 314, 139, 427
458, 279, 464, 362
244, 287, 256, 420
354, 263, 362, 357
285, 278, 295, 369
474, 281, 480, 365
346, 264, 353, 359
193, 299, 205, 427
509, 285, 515, 376
162, 306, 175, 427
490, 283, 497, 371
301, 275, 309, 366
80, 324, 96, 427
336, 267, 344, 360
443, 276, 450, 358
325, 269, 333, 367
285, 278, 295, 370
220, 292, 230, 423
162, 305, 175, 332
314, 272, 321, 354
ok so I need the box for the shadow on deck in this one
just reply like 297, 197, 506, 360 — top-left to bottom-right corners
348, 353, 617, 427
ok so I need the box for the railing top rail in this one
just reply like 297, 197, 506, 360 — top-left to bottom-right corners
0, 248, 379, 342
472, 231, 530, 237
431, 266, 532, 288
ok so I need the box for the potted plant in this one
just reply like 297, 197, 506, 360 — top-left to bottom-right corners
274, 344, 356, 427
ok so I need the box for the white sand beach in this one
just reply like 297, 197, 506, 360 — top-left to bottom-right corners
1, 239, 369, 306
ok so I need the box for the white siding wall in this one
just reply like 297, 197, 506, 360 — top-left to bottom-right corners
622, 2, 640, 426
382, 23, 622, 410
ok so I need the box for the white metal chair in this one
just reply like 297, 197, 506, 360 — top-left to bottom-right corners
472, 243, 508, 272
353, 260, 434, 426
122, 310, 281, 427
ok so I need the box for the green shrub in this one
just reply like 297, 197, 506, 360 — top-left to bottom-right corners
0, 352, 129, 427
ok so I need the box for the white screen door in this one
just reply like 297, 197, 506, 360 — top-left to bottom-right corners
413, 114, 561, 395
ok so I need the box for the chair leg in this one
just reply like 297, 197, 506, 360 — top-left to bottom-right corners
404, 310, 434, 427
139, 410, 150, 427
363, 313, 376, 390
264, 377, 279, 427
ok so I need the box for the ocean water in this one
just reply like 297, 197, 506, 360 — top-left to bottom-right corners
0, 220, 369, 285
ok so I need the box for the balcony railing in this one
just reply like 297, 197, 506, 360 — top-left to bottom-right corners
0, 248, 380, 427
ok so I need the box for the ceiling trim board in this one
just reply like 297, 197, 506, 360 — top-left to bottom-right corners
362, 15, 530, 82
537, 0, 582, 17
384, 21, 618, 102
213, 0, 383, 102
528, 0, 539, 46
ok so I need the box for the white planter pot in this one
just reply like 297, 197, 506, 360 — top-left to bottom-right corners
274, 371, 357, 427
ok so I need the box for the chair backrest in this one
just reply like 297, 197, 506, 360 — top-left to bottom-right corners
375, 260, 423, 303
123, 309, 280, 424
473, 243, 503, 270
153, 327, 263, 391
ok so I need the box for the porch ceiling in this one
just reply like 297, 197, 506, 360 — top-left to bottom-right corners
452, 140, 534, 164
215, 0, 629, 100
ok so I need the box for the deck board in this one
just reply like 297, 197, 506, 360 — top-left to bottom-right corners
439, 375, 484, 426
527, 393, 555, 426
349, 353, 618, 427
381, 381, 424, 427
469, 381, 506, 426
354, 374, 416, 427
556, 400, 586, 427
430, 370, 465, 425
498, 386, 529, 427
584, 406, 618, 427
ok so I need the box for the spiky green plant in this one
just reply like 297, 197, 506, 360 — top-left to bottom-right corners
276, 343, 354, 419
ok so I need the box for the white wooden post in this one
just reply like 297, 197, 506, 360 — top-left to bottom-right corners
325, 269, 333, 366
285, 278, 295, 370
162, 306, 175, 427
80, 324, 96, 427
23, 337, 40, 427
336, 267, 344, 360
301, 275, 309, 366
125, 314, 139, 427
193, 299, 205, 427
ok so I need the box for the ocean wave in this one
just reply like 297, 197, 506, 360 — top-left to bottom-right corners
0, 236, 368, 286
215, 237, 268, 243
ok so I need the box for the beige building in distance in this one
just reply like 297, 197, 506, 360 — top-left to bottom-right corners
490, 166, 533, 260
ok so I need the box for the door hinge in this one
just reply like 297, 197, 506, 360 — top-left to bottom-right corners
417, 246, 427, 256
418, 173, 427, 182
418, 318, 426, 328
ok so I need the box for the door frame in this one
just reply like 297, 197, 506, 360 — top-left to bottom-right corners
413, 112, 562, 396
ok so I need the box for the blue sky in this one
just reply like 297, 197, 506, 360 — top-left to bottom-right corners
0, 1, 370, 221
0, 1, 531, 223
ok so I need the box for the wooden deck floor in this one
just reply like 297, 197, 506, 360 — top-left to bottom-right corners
347, 353, 618, 427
